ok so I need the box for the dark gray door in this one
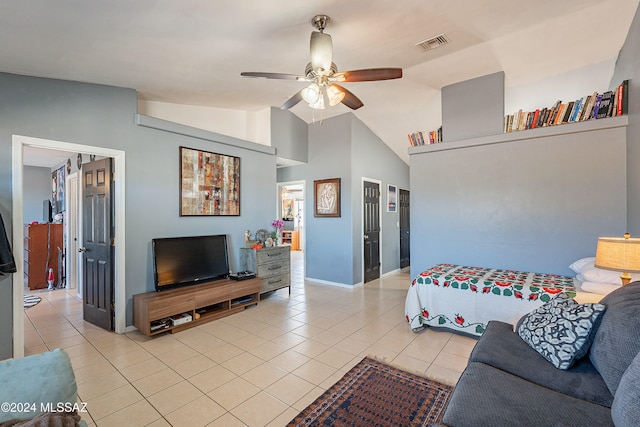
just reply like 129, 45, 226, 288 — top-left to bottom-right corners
363, 180, 380, 283
81, 158, 114, 331
399, 189, 410, 269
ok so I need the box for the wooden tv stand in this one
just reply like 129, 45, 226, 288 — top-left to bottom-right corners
133, 277, 260, 336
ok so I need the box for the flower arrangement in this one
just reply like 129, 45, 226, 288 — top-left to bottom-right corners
271, 219, 284, 240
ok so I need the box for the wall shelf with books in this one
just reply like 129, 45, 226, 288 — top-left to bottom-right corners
504, 80, 628, 133
408, 115, 627, 155
408, 127, 442, 146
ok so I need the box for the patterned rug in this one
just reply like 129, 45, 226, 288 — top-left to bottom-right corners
287, 357, 453, 427
24, 295, 41, 309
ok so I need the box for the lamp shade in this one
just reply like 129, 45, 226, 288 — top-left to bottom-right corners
326, 84, 345, 106
301, 83, 321, 104
595, 235, 640, 273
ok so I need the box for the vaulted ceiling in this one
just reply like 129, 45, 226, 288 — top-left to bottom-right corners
4, 1, 638, 164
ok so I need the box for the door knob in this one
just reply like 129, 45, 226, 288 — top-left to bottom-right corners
78, 247, 87, 253
364, 235, 369, 240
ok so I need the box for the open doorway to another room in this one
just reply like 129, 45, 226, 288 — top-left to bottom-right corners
278, 181, 305, 258
12, 135, 126, 359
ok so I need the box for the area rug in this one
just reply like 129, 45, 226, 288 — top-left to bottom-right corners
23, 295, 41, 309
287, 357, 453, 427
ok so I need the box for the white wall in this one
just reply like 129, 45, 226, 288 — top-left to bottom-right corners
505, 59, 618, 115
138, 100, 272, 146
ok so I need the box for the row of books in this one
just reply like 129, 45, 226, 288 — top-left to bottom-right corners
408, 126, 442, 146
504, 80, 628, 133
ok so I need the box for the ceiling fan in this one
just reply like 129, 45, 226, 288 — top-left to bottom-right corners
241, 15, 402, 111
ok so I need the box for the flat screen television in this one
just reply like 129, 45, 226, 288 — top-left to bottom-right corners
152, 234, 230, 291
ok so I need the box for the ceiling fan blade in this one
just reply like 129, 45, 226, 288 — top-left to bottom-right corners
280, 90, 304, 110
310, 31, 332, 75
333, 68, 403, 82
331, 84, 364, 110
241, 72, 303, 80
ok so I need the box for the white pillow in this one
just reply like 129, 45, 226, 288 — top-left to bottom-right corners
583, 267, 640, 284
569, 257, 596, 274
569, 257, 640, 283
580, 281, 621, 295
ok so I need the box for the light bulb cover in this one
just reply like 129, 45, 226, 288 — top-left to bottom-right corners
301, 83, 321, 104
308, 94, 325, 109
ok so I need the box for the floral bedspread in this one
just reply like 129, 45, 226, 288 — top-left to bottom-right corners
405, 264, 577, 337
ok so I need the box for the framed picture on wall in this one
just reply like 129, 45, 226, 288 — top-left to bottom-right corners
387, 184, 397, 212
51, 166, 65, 213
282, 199, 294, 220
179, 146, 240, 216
314, 178, 341, 217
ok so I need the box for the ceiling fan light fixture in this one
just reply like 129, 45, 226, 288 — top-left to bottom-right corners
240, 14, 402, 112
326, 85, 345, 106
301, 83, 321, 104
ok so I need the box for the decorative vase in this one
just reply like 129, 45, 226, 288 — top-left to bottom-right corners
277, 232, 283, 246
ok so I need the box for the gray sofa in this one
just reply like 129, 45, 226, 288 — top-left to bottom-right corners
441, 281, 640, 427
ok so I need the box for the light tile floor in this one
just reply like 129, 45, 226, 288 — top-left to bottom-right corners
24, 251, 477, 426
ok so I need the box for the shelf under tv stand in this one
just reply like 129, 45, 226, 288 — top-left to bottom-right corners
133, 277, 260, 336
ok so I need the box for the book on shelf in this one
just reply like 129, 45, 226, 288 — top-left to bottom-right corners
408, 126, 442, 146
591, 93, 603, 119
503, 80, 629, 133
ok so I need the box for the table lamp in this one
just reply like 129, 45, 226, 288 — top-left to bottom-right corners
595, 233, 640, 286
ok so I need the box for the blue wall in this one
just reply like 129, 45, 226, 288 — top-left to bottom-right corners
278, 113, 410, 285
409, 121, 628, 279
270, 107, 308, 164
23, 166, 52, 224
0, 73, 277, 359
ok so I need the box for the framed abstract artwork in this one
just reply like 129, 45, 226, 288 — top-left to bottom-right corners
179, 146, 240, 216
314, 178, 341, 217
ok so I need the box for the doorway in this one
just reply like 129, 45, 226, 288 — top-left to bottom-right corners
363, 179, 381, 283
11, 135, 126, 359
278, 181, 305, 252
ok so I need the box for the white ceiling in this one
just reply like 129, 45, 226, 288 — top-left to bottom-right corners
22, 146, 74, 168
6, 1, 638, 165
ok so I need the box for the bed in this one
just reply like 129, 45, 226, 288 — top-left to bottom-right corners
405, 263, 578, 337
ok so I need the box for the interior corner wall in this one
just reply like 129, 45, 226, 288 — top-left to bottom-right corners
350, 117, 410, 282
442, 72, 505, 142
270, 107, 308, 163
0, 73, 277, 359
277, 113, 410, 285
278, 114, 354, 285
610, 1, 640, 235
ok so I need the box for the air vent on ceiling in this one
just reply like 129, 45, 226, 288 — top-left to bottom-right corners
416, 33, 450, 51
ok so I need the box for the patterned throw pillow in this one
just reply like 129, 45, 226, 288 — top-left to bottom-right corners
517, 292, 606, 370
